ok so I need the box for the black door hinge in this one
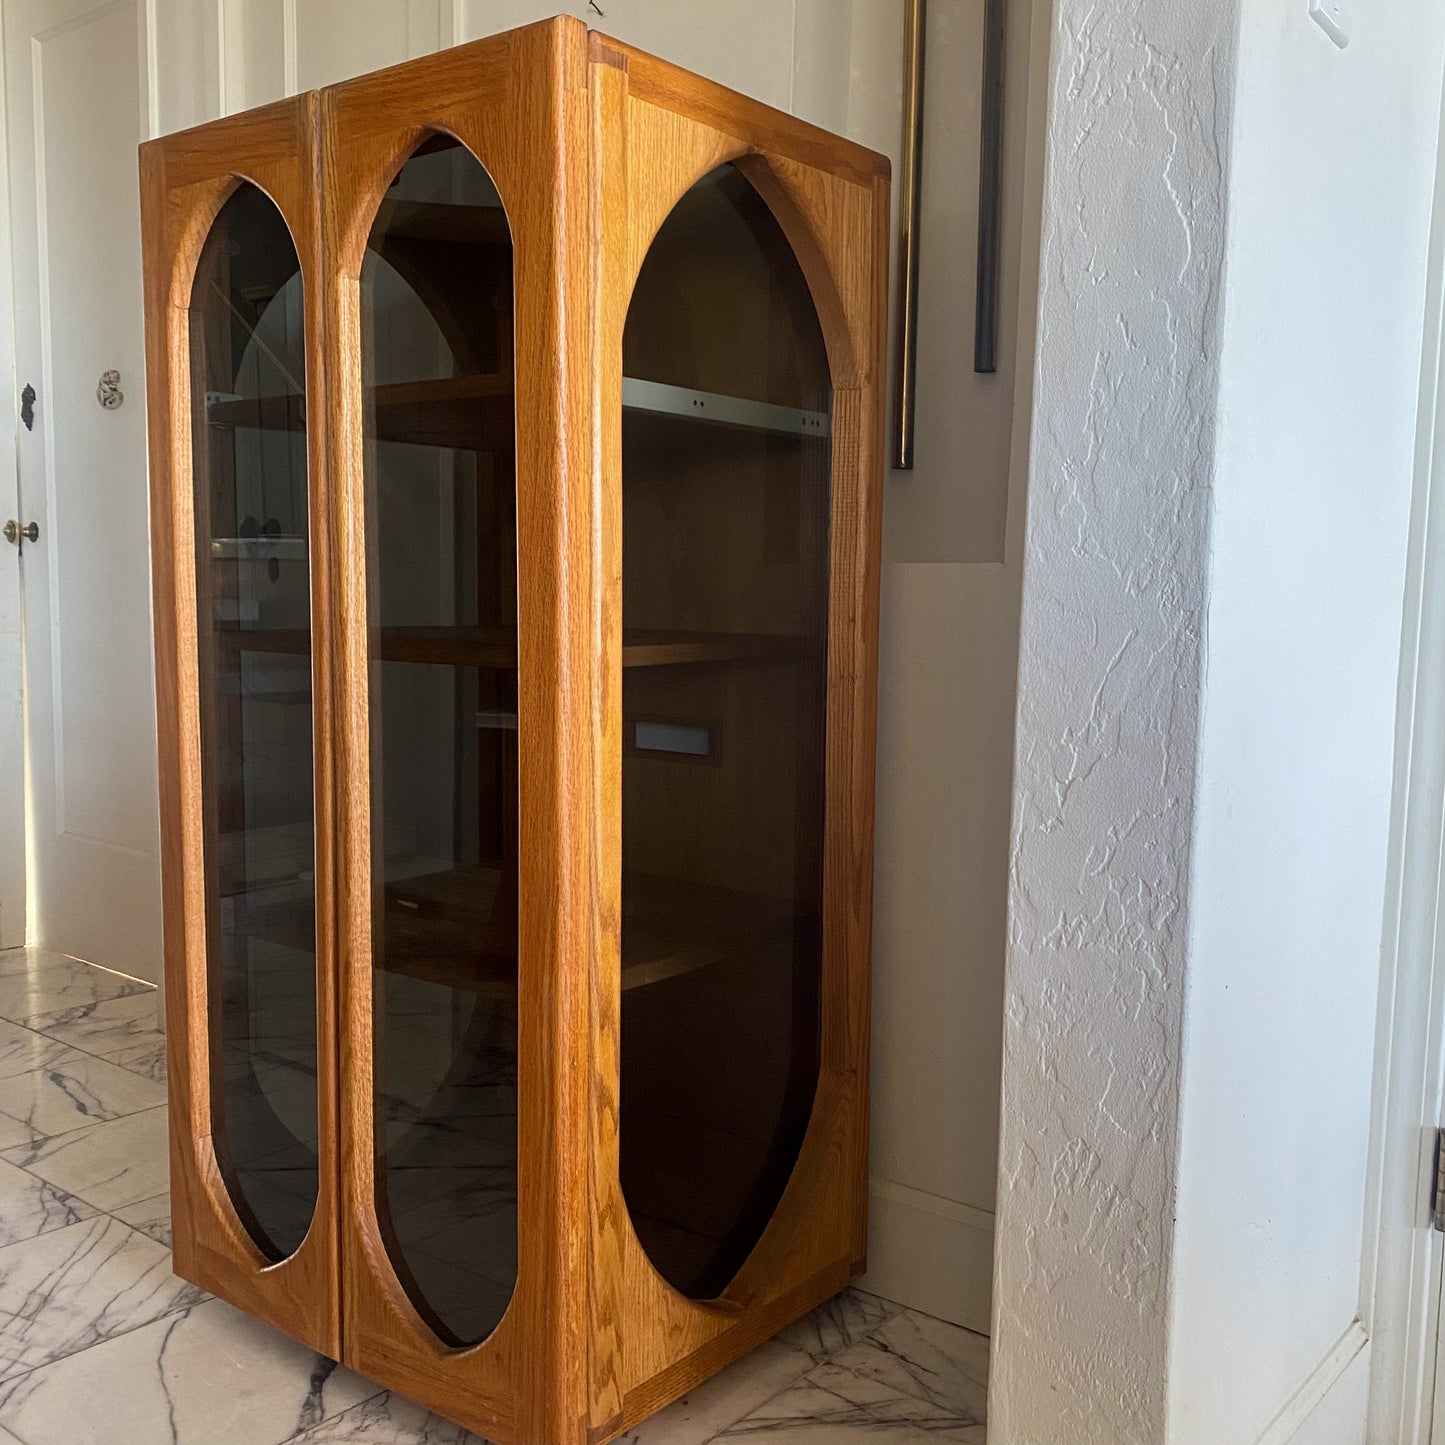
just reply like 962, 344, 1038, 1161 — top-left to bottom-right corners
1431, 1128, 1445, 1232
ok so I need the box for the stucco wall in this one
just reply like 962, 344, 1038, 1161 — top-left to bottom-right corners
991, 0, 1236, 1439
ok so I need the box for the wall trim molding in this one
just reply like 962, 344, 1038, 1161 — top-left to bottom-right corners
860, 1177, 993, 1334
1362, 56, 1445, 1445
868, 1176, 995, 1234
442, 0, 466, 49
215, 0, 231, 113
141, 0, 161, 136
1255, 1321, 1369, 1445
281, 0, 297, 97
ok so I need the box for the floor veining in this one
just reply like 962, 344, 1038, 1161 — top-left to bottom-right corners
0, 947, 989, 1444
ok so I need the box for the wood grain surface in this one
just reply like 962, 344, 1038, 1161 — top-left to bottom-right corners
141, 17, 888, 1444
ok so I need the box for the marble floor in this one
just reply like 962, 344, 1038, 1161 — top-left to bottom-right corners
0, 946, 988, 1444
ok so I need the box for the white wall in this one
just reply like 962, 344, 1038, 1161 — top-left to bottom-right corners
1168, 3, 1445, 1443
140, 0, 1043, 1334
998, 0, 1445, 1439
836, 0, 1048, 1335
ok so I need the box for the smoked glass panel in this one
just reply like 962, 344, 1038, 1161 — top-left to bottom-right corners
190, 183, 318, 1262
362, 136, 517, 1347
620, 165, 832, 1299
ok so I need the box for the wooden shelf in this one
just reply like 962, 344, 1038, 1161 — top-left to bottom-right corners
210, 536, 308, 561
205, 391, 305, 431
365, 375, 514, 451
371, 196, 511, 248
382, 868, 795, 997
619, 872, 798, 992
215, 625, 808, 670
622, 630, 806, 666
206, 374, 825, 452
206, 374, 514, 453
228, 865, 796, 998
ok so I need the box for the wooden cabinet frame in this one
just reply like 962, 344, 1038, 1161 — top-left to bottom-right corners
141, 93, 341, 1360
588, 31, 888, 1441
141, 18, 887, 1445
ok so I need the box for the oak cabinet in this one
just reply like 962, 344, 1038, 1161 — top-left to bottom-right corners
141, 17, 888, 1443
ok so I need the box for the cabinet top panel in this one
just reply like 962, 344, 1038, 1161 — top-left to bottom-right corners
141, 15, 889, 194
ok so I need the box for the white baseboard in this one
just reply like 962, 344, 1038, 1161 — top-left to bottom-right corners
858, 1176, 994, 1335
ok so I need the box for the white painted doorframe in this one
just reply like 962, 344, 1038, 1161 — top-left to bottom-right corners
1363, 60, 1445, 1445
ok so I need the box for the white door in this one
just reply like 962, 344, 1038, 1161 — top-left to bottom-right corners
0, 519, 20, 951
0, 0, 21, 950
3, 0, 161, 981
0, 210, 20, 952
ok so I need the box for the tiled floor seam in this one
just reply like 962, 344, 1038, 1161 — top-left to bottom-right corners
686, 1296, 911, 1445
0, 950, 992, 1443
0, 1271, 202, 1397
36, 1027, 160, 1081
259, 1386, 393, 1445
17, 1002, 160, 1070
0, 1102, 170, 1212
0, 1045, 165, 1132
0, 1144, 123, 1209
0, 992, 163, 1115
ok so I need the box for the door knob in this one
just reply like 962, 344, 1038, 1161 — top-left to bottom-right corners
3, 520, 38, 545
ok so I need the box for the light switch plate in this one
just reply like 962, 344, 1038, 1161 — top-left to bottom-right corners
1309, 0, 1351, 48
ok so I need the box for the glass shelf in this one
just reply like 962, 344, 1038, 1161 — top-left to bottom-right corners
189, 181, 320, 1270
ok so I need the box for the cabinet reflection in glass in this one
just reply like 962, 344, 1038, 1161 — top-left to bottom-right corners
621, 164, 832, 1300
191, 183, 318, 1263
361, 135, 518, 1348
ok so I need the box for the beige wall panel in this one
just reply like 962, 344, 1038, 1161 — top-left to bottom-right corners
458, 0, 794, 110
871, 563, 1013, 1215
223, 0, 287, 111
291, 0, 439, 92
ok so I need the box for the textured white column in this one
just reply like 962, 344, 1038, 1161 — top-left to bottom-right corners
991, 2, 1237, 1441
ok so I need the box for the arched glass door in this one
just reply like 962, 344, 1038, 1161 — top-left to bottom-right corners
190, 182, 318, 1262
620, 164, 832, 1299
361, 135, 518, 1347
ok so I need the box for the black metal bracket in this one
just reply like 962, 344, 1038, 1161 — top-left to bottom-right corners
975, 0, 1006, 375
